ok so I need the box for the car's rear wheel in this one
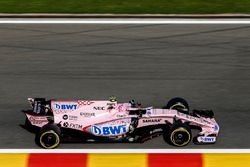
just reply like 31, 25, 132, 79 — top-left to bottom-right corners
36, 124, 61, 149
163, 123, 192, 147
163, 97, 189, 114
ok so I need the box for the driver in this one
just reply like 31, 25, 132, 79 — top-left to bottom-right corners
107, 95, 117, 110
109, 95, 117, 102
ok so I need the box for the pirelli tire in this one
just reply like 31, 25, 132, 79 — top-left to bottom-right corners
164, 97, 189, 114
164, 123, 192, 147
35, 124, 61, 149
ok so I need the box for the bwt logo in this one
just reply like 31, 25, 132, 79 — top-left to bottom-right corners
200, 137, 215, 142
55, 104, 78, 110
92, 125, 127, 136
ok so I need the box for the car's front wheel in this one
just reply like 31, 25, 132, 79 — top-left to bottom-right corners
163, 123, 192, 147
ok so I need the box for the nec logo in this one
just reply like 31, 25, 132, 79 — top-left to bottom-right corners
55, 104, 78, 110
93, 107, 105, 110
92, 125, 127, 136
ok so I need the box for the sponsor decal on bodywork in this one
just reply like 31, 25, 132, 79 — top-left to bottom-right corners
142, 119, 161, 123
27, 115, 48, 127
55, 104, 77, 110
116, 114, 127, 118
52, 100, 94, 114
146, 107, 153, 115
197, 136, 216, 143
92, 124, 127, 136
117, 103, 130, 112
77, 100, 95, 106
52, 101, 79, 114
213, 125, 219, 132
88, 118, 131, 136
63, 122, 83, 130
80, 112, 95, 117
93, 106, 105, 110
62, 114, 78, 121
138, 117, 167, 128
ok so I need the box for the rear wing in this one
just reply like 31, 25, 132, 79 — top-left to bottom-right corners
27, 97, 48, 114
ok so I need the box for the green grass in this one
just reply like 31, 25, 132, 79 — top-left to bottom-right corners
0, 0, 250, 14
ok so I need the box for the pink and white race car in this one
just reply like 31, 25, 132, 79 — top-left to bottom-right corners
23, 97, 219, 149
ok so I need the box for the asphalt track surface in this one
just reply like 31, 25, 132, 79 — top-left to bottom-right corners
0, 24, 250, 149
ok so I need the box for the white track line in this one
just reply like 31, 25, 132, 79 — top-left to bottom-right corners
1, 18, 250, 24
1, 149, 250, 153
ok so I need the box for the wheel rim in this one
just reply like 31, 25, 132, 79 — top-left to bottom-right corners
170, 128, 191, 146
170, 103, 188, 112
40, 130, 60, 149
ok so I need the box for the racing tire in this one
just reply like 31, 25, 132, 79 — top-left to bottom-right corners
163, 97, 189, 114
163, 123, 192, 147
35, 124, 61, 149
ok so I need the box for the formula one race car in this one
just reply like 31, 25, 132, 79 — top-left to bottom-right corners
22, 96, 219, 149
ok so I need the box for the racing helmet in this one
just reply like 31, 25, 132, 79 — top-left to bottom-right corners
109, 95, 117, 102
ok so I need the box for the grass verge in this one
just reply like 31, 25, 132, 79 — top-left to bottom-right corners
0, 0, 250, 14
